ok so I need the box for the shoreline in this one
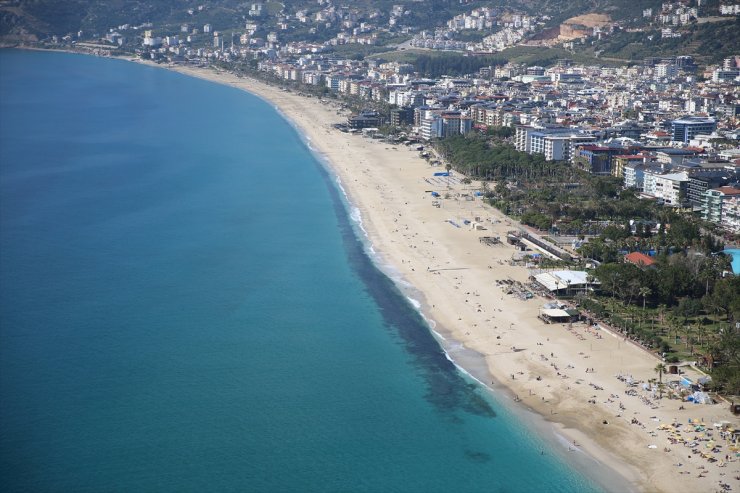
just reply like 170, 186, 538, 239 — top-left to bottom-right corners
148, 61, 648, 492
18, 49, 739, 493
306, 104, 636, 492
119, 56, 740, 493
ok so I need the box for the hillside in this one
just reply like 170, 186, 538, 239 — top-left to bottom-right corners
516, 0, 661, 23
0, 0, 251, 41
528, 13, 613, 46
1, 0, 735, 65
586, 17, 740, 65
1, 0, 664, 42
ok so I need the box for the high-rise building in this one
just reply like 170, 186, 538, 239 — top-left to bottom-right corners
655, 63, 678, 79
670, 116, 716, 143
702, 187, 740, 232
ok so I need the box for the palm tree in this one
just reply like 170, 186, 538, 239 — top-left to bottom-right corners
657, 382, 666, 400
681, 324, 694, 353
654, 363, 666, 384
696, 323, 708, 349
658, 304, 667, 325
639, 286, 652, 312
669, 316, 681, 344
638, 286, 651, 329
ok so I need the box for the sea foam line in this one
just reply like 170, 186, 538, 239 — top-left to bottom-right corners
334, 175, 375, 255
442, 349, 495, 391
268, 95, 491, 400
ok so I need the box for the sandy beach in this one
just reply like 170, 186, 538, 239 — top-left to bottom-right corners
127, 58, 738, 493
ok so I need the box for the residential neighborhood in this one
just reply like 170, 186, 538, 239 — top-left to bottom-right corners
34, 1, 740, 235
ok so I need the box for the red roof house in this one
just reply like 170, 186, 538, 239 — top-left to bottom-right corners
624, 252, 655, 268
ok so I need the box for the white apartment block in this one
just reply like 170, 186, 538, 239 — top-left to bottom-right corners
653, 172, 689, 206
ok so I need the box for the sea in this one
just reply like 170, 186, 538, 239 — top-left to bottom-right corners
0, 50, 614, 492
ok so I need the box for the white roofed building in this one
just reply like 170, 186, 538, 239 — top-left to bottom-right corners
532, 270, 598, 296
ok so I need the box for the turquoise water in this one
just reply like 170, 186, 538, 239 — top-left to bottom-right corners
725, 249, 740, 274
0, 50, 605, 492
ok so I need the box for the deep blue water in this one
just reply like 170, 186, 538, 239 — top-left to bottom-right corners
0, 50, 606, 492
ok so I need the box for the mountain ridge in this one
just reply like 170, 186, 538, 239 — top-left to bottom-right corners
1, 0, 665, 40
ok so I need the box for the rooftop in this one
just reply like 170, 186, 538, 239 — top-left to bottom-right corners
672, 116, 716, 124
533, 270, 593, 291
713, 186, 740, 196
624, 252, 655, 267
657, 148, 697, 155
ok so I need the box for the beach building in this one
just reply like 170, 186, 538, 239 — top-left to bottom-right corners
514, 125, 594, 161
538, 302, 581, 324
532, 270, 596, 296
324, 74, 345, 92
142, 36, 163, 47
390, 107, 414, 127
442, 112, 472, 137
347, 111, 382, 129
420, 114, 442, 140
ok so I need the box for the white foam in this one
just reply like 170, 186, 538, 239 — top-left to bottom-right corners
349, 206, 363, 225
431, 328, 446, 340
420, 313, 437, 330
335, 176, 373, 244
442, 350, 492, 389
405, 296, 421, 310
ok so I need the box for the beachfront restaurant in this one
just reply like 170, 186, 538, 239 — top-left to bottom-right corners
532, 270, 597, 297
538, 306, 581, 324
